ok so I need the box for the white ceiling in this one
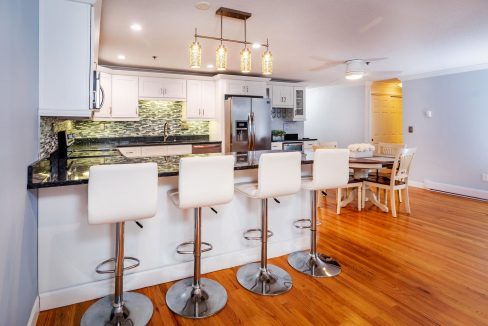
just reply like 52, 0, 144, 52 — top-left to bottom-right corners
99, 0, 488, 85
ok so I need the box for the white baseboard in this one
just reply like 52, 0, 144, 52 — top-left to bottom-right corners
40, 236, 308, 311
408, 180, 425, 189
27, 296, 39, 326
424, 179, 488, 201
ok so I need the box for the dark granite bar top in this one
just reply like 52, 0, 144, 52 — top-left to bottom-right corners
28, 150, 313, 189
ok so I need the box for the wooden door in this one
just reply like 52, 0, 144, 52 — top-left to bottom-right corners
371, 80, 403, 144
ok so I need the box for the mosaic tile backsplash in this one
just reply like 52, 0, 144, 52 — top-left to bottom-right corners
40, 100, 210, 158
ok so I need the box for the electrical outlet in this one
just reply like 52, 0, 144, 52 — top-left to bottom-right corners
482, 173, 488, 182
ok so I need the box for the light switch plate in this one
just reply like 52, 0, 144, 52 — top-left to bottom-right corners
482, 173, 488, 182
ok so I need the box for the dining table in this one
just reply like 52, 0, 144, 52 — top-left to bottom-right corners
341, 156, 396, 212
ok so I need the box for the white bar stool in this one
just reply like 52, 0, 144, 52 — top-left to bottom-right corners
166, 155, 235, 318
288, 149, 349, 277
81, 163, 158, 326
235, 151, 302, 295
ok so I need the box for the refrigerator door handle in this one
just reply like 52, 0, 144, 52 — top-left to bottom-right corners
248, 112, 254, 151
251, 112, 256, 150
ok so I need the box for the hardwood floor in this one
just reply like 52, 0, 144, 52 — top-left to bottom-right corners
37, 187, 488, 325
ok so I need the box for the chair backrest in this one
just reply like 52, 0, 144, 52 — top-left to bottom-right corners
312, 149, 349, 189
258, 151, 302, 198
390, 148, 416, 183
312, 141, 338, 151
88, 163, 158, 225
376, 142, 406, 157
179, 155, 235, 209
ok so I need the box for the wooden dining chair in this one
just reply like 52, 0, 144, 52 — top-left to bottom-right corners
375, 143, 406, 202
363, 148, 416, 217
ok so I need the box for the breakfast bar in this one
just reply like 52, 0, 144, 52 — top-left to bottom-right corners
29, 150, 315, 310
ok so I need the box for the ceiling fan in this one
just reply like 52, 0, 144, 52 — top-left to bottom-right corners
310, 57, 401, 81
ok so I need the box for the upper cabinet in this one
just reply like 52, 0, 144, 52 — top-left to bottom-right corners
272, 86, 294, 108
186, 80, 215, 119
224, 80, 266, 97
111, 75, 139, 119
39, 0, 94, 117
139, 77, 186, 99
292, 87, 306, 121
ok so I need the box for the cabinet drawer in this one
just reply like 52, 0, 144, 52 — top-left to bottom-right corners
141, 146, 168, 156
271, 143, 283, 150
118, 147, 142, 157
166, 145, 192, 155
191, 143, 222, 154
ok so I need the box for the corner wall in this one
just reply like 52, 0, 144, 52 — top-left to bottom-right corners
305, 85, 366, 147
403, 69, 488, 193
0, 0, 39, 324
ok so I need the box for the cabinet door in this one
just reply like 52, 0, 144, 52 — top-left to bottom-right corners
93, 72, 112, 118
141, 146, 168, 157
186, 80, 202, 119
272, 86, 283, 107
118, 147, 142, 158
201, 81, 215, 118
160, 79, 186, 99
111, 75, 139, 118
293, 87, 306, 121
227, 81, 247, 95
39, 0, 92, 117
282, 86, 295, 107
166, 145, 192, 155
245, 81, 266, 97
139, 77, 164, 98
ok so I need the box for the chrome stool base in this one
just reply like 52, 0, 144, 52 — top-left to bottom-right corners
288, 251, 341, 277
80, 292, 153, 326
166, 277, 227, 319
236, 262, 292, 296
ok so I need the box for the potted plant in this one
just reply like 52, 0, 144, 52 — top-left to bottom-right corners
271, 130, 286, 141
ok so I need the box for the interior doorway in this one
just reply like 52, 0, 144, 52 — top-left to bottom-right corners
370, 79, 403, 144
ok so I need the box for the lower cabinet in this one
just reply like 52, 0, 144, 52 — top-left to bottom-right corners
119, 145, 192, 158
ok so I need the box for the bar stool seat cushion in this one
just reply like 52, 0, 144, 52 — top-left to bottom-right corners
88, 163, 158, 225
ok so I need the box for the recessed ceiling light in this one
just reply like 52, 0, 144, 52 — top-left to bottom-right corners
117, 54, 126, 60
252, 43, 261, 49
130, 23, 142, 31
206, 64, 214, 69
195, 1, 210, 10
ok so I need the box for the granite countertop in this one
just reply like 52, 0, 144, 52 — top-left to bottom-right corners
28, 150, 314, 189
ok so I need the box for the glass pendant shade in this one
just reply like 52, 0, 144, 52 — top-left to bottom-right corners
189, 41, 201, 69
262, 50, 273, 75
215, 44, 227, 71
240, 47, 252, 73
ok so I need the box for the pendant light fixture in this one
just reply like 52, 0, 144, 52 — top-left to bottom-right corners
215, 15, 227, 71
189, 28, 201, 69
261, 38, 273, 75
190, 7, 273, 75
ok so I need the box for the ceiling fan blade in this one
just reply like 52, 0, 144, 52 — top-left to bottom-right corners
309, 61, 343, 72
363, 57, 388, 64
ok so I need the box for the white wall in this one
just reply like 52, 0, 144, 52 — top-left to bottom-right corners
0, 0, 39, 324
403, 69, 488, 192
305, 85, 366, 147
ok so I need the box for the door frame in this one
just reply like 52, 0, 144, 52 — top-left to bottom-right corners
364, 81, 373, 143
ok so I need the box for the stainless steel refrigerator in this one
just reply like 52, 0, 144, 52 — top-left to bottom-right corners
225, 97, 272, 152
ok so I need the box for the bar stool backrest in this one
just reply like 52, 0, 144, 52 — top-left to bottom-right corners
179, 155, 235, 209
312, 149, 349, 189
258, 151, 302, 198
88, 163, 158, 225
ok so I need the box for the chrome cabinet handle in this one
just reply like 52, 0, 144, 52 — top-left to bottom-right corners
99, 84, 105, 109
203, 108, 205, 116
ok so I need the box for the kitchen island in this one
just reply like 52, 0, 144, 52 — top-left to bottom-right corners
29, 150, 315, 310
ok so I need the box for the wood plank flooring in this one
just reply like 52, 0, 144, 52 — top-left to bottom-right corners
37, 188, 488, 325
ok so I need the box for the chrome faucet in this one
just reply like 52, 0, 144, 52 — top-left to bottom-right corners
163, 122, 170, 142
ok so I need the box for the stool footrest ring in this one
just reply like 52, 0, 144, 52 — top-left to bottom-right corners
95, 257, 140, 274
176, 241, 213, 255
243, 228, 273, 241
293, 219, 312, 229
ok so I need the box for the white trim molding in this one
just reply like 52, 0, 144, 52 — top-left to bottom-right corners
27, 296, 40, 326
424, 180, 488, 201
401, 63, 488, 81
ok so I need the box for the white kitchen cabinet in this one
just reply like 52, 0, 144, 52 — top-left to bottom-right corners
92, 72, 112, 119
39, 0, 93, 117
303, 140, 318, 151
272, 86, 294, 108
271, 142, 283, 150
292, 87, 306, 121
139, 77, 186, 99
186, 80, 215, 119
120, 145, 192, 157
111, 75, 139, 118
225, 80, 266, 97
